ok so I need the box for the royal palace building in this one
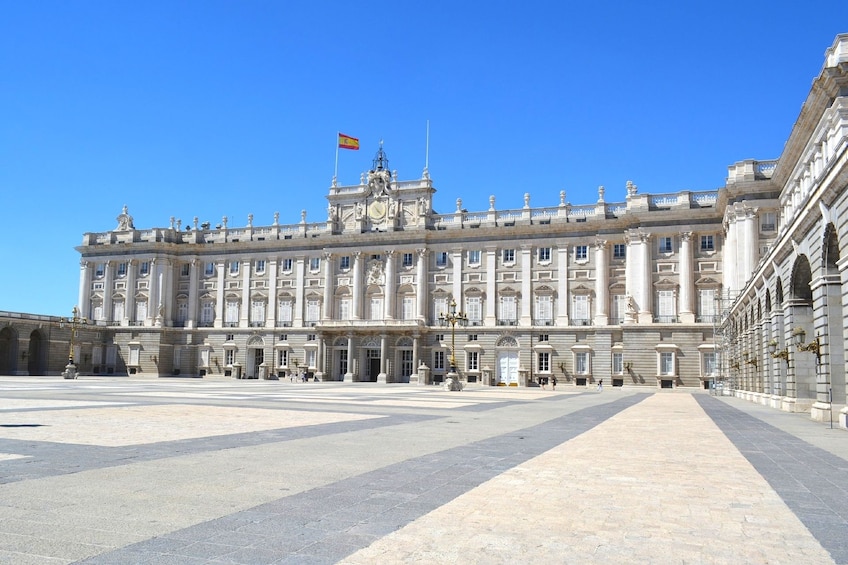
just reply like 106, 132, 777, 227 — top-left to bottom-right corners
3, 34, 848, 428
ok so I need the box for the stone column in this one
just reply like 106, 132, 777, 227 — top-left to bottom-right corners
378, 334, 388, 383
593, 240, 608, 326
679, 232, 694, 323
78, 260, 92, 319
240, 259, 251, 327
125, 259, 137, 325
452, 249, 463, 315
412, 333, 419, 380
103, 260, 113, 324
485, 247, 497, 325
520, 246, 532, 325
188, 259, 199, 328
384, 250, 396, 320
148, 258, 161, 326
416, 249, 428, 321
323, 252, 334, 320
638, 233, 653, 324
352, 251, 363, 320
723, 211, 738, 294
215, 260, 225, 328
743, 209, 759, 285
267, 258, 278, 328
557, 245, 569, 325
294, 256, 306, 326
345, 334, 355, 382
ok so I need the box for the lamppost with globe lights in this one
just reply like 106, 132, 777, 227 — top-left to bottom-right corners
60, 306, 87, 379
438, 299, 468, 390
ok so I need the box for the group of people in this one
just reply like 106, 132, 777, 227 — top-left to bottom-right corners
538, 376, 604, 390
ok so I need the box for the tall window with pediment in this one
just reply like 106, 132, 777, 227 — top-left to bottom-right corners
401, 296, 415, 320
499, 295, 517, 324
369, 296, 383, 320
434, 296, 448, 321
535, 295, 553, 324
135, 300, 148, 323
572, 295, 589, 324
200, 301, 214, 325
225, 300, 239, 326
250, 300, 266, 326
305, 299, 320, 323
466, 296, 482, 324
698, 289, 716, 322
657, 290, 676, 322
338, 297, 351, 320
278, 299, 293, 324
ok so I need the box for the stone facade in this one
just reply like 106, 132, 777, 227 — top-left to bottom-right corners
2, 34, 840, 429
721, 33, 848, 429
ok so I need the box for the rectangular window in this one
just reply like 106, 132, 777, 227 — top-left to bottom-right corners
225, 300, 239, 325
250, 300, 265, 325
499, 295, 517, 323
659, 237, 673, 253
575, 352, 588, 375
306, 299, 320, 322
181, 263, 190, 277
703, 352, 716, 376
205, 262, 215, 276
466, 296, 482, 323
537, 247, 551, 262
575, 246, 587, 261
700, 235, 714, 251
95, 263, 105, 277
139, 261, 149, 276
613, 352, 623, 374
278, 300, 293, 323
572, 295, 589, 323
255, 260, 266, 274
370, 297, 383, 320
535, 295, 553, 323
229, 261, 240, 275
309, 257, 321, 271
200, 302, 214, 324
613, 243, 626, 259
436, 252, 448, 267
225, 349, 234, 365
434, 351, 445, 371
502, 249, 515, 263
340, 256, 350, 270
538, 334, 549, 342
660, 352, 674, 375
466, 351, 479, 371
698, 289, 716, 322
468, 250, 481, 265
612, 295, 627, 323
117, 262, 127, 277
657, 290, 675, 322
538, 352, 550, 372
761, 212, 776, 232
434, 297, 448, 320
339, 298, 351, 320
402, 253, 413, 267
401, 296, 415, 320
278, 349, 288, 367
282, 258, 293, 272
467, 334, 478, 341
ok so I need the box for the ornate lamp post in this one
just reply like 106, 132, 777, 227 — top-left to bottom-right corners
60, 306, 87, 379
438, 299, 468, 391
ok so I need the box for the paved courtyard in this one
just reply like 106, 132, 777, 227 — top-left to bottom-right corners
0, 377, 846, 564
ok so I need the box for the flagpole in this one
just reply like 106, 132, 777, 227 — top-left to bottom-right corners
333, 132, 340, 186
423, 120, 430, 179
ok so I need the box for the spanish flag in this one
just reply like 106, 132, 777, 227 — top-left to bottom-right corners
338, 133, 360, 150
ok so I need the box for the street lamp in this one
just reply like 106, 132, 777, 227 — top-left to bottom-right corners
793, 327, 821, 364
437, 299, 468, 390
59, 306, 87, 379
767, 338, 790, 366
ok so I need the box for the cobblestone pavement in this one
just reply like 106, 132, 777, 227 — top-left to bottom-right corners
0, 377, 846, 564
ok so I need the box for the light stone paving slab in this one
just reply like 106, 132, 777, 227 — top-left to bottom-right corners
0, 399, 132, 410
341, 393, 836, 565
0, 404, 383, 446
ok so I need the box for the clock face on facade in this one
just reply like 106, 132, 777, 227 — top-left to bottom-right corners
368, 200, 386, 220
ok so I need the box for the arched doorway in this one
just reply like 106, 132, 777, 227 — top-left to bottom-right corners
789, 255, 816, 404
0, 326, 17, 375
246, 335, 265, 379
27, 330, 47, 376
495, 335, 519, 386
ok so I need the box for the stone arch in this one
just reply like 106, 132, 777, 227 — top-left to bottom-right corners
27, 329, 48, 376
790, 255, 813, 303
823, 222, 840, 275
496, 335, 519, 348
775, 277, 784, 306
765, 289, 771, 313
0, 325, 18, 375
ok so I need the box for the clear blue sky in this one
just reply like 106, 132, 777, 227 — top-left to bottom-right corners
1, 1, 845, 316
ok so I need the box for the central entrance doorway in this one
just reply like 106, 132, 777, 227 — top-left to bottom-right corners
495, 335, 520, 386
366, 349, 380, 382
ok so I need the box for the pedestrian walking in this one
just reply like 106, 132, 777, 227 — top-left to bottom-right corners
597, 378, 603, 391
551, 375, 557, 390
539, 376, 546, 390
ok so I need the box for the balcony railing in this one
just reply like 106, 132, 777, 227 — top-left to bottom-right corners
570, 318, 592, 326
654, 316, 680, 323
497, 319, 518, 326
